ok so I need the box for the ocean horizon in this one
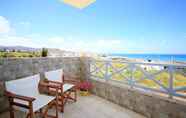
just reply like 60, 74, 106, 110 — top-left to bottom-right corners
110, 54, 186, 62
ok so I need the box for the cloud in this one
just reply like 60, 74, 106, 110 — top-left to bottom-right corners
1, 16, 184, 54
60, 38, 124, 53
0, 35, 67, 49
47, 37, 65, 46
19, 21, 30, 26
0, 16, 12, 34
1, 33, 185, 54
0, 35, 42, 48
0, 16, 164, 53
0, 17, 40, 48
17, 36, 124, 53
97, 39, 120, 47
19, 21, 31, 30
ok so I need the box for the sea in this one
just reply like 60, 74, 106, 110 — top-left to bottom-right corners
110, 54, 186, 62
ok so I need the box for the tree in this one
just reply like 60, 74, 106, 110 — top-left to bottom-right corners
41, 48, 48, 57
3, 48, 6, 52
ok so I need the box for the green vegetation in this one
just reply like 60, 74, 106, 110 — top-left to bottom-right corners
0, 48, 49, 58
0, 51, 41, 58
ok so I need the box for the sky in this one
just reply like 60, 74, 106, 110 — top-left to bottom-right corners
0, 0, 186, 54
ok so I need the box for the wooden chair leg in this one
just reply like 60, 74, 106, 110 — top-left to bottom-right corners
74, 89, 77, 102
29, 101, 34, 118
68, 89, 77, 102
43, 104, 49, 118
43, 100, 58, 118
10, 108, 14, 118
39, 109, 42, 118
9, 97, 14, 118
61, 97, 64, 113
39, 109, 42, 113
55, 99, 58, 118
26, 113, 30, 118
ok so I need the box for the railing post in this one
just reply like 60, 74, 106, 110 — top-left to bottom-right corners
130, 64, 135, 88
87, 59, 91, 80
105, 61, 110, 82
168, 66, 174, 99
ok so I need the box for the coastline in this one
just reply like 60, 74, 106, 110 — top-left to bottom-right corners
108, 54, 186, 63
106, 55, 186, 66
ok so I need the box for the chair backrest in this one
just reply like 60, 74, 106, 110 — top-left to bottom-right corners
44, 69, 63, 82
5, 74, 40, 97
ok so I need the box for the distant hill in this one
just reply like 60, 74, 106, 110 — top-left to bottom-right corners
0, 46, 40, 52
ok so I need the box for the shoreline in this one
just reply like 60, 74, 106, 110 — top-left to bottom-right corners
108, 54, 186, 63
107, 55, 186, 65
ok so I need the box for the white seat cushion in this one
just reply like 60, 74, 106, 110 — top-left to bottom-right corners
14, 94, 55, 112
32, 94, 55, 112
5, 74, 56, 112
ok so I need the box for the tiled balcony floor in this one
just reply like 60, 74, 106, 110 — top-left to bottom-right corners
63, 95, 146, 118
0, 95, 146, 118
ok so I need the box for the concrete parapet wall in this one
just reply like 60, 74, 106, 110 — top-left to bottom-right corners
0, 57, 82, 113
1, 57, 186, 118
89, 78, 186, 118
0, 57, 81, 81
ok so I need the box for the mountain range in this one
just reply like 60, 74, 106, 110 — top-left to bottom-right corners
0, 46, 40, 52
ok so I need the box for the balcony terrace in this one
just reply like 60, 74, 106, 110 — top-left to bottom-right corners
0, 95, 145, 118
0, 57, 186, 118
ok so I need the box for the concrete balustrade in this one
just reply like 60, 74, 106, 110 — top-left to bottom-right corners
0, 57, 82, 113
0, 57, 186, 118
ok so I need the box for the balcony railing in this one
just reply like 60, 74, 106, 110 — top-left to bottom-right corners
88, 59, 186, 99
